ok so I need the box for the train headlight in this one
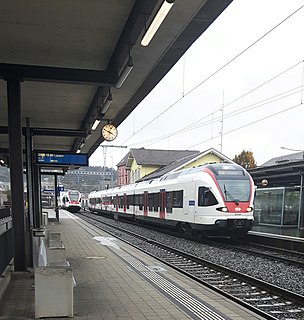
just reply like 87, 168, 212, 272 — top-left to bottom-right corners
246, 207, 253, 212
216, 207, 228, 212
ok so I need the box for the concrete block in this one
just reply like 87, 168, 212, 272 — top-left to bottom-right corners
49, 239, 63, 247
49, 232, 61, 242
35, 266, 73, 318
46, 246, 66, 265
48, 231, 61, 247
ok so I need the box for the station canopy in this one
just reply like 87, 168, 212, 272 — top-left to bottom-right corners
0, 0, 232, 162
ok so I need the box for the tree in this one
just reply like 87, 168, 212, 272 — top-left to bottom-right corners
233, 150, 257, 169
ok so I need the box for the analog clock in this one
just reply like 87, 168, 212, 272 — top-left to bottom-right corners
101, 124, 118, 141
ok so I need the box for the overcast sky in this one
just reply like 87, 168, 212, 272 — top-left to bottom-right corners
89, 0, 304, 168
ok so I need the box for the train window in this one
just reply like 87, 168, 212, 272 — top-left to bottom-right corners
198, 187, 218, 206
166, 192, 172, 213
127, 194, 133, 207
155, 193, 159, 212
134, 194, 143, 210
172, 190, 183, 208
134, 194, 139, 206
118, 196, 124, 208
148, 193, 153, 211
217, 180, 250, 202
139, 194, 143, 211
148, 193, 159, 212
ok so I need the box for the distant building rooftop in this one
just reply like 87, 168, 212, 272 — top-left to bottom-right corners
129, 148, 200, 167
117, 148, 200, 168
137, 148, 232, 181
261, 152, 304, 167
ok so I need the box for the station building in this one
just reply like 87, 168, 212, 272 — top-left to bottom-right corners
117, 147, 234, 185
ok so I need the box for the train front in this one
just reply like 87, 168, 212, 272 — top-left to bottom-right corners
200, 163, 255, 236
67, 190, 82, 213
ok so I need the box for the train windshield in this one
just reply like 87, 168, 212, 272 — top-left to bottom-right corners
217, 179, 250, 202
69, 192, 80, 201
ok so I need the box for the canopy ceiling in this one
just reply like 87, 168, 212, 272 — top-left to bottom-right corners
0, 0, 233, 161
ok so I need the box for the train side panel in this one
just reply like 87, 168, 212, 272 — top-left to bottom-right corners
87, 163, 255, 237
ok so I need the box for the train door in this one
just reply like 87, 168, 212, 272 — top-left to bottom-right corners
159, 189, 166, 219
144, 191, 148, 216
123, 193, 127, 213
115, 194, 118, 212
184, 181, 195, 221
194, 181, 219, 222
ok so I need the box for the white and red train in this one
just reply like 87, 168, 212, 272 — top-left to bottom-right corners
60, 190, 82, 213
88, 163, 255, 237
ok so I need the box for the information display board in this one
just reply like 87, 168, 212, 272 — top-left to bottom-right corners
36, 151, 88, 167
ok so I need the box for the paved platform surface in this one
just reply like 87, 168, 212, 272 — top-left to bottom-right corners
0, 210, 266, 319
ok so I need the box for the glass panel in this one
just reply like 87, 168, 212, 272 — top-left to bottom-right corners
166, 192, 172, 213
69, 191, 79, 201
283, 189, 299, 225
254, 189, 283, 225
198, 187, 218, 206
172, 190, 183, 208
217, 179, 250, 202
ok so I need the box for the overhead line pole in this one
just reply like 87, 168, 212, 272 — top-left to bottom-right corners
99, 145, 128, 168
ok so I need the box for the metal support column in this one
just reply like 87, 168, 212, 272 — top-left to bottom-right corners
7, 77, 26, 271
25, 118, 34, 267
32, 164, 41, 228
54, 174, 59, 221
25, 118, 34, 228
299, 173, 304, 229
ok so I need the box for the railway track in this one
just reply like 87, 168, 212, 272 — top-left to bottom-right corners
83, 209, 304, 268
77, 211, 304, 320
211, 239, 304, 267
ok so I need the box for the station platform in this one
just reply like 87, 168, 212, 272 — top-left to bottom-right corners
248, 225, 304, 252
250, 225, 304, 238
0, 209, 267, 320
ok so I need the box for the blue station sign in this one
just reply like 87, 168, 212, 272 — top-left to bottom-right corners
36, 151, 88, 167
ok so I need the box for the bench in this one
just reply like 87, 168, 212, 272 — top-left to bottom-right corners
35, 232, 75, 318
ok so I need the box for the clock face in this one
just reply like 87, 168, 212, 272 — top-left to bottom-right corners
101, 124, 118, 141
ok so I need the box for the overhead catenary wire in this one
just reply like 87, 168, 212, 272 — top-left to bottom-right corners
102, 96, 303, 167
103, 5, 304, 165
118, 70, 304, 149
130, 60, 304, 149
125, 85, 303, 148
301, 60, 304, 103
117, 4, 304, 147
187, 102, 303, 149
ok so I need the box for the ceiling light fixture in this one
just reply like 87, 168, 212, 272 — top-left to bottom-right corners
115, 57, 134, 88
141, 0, 175, 47
76, 149, 81, 154
91, 118, 100, 131
86, 129, 92, 140
101, 92, 113, 114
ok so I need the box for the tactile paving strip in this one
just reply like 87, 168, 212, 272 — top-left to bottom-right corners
94, 236, 230, 320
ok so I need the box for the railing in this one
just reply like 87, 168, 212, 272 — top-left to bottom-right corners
0, 214, 13, 276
